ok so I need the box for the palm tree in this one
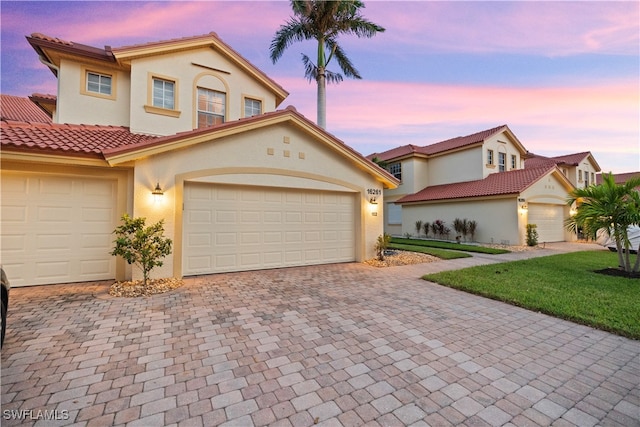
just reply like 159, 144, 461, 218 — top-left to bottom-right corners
270, 0, 384, 129
565, 173, 640, 273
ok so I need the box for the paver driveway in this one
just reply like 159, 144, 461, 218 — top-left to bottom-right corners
2, 260, 639, 426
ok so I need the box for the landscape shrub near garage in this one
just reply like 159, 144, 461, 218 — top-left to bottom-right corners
111, 214, 183, 297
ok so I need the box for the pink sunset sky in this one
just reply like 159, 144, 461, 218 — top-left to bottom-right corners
1, 1, 638, 173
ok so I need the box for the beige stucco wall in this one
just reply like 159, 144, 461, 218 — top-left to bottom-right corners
56, 59, 131, 126
128, 48, 278, 136
401, 197, 523, 245
428, 147, 483, 186
131, 121, 384, 280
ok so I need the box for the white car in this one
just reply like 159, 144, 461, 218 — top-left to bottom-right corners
597, 226, 640, 254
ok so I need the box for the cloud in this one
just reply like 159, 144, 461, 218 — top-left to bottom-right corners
276, 76, 638, 173
365, 1, 640, 56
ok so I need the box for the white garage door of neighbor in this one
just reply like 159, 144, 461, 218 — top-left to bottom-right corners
528, 204, 564, 243
183, 183, 356, 275
1, 173, 118, 286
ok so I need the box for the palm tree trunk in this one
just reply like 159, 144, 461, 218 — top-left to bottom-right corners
317, 68, 326, 129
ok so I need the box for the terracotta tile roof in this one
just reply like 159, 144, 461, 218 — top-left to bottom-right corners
397, 166, 556, 204
596, 171, 640, 185
523, 154, 556, 168
549, 151, 591, 166
27, 32, 115, 63
368, 125, 509, 161
1, 94, 52, 124
1, 120, 156, 158
421, 125, 508, 156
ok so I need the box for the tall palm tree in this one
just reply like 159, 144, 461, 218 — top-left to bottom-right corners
565, 173, 640, 273
270, 0, 384, 129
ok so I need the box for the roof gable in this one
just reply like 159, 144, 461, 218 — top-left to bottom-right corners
396, 166, 565, 204
101, 106, 398, 189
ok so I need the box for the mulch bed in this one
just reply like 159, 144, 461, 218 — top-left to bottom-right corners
594, 268, 640, 279
109, 277, 185, 297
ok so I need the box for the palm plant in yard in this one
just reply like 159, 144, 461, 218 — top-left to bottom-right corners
415, 220, 423, 237
270, 0, 384, 129
565, 173, 640, 273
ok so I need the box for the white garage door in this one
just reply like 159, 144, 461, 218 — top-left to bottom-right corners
528, 204, 564, 243
1, 173, 118, 286
183, 183, 355, 275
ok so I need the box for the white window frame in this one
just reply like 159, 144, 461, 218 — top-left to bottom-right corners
487, 149, 494, 165
81, 66, 116, 100
244, 97, 262, 118
153, 78, 175, 110
87, 72, 112, 95
387, 162, 402, 181
511, 154, 517, 170
498, 152, 506, 172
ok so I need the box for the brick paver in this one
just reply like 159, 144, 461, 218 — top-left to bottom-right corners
1, 243, 638, 426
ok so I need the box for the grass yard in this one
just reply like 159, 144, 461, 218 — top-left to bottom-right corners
391, 237, 510, 254
423, 251, 640, 339
389, 243, 472, 260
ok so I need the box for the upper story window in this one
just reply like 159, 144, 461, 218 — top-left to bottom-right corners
578, 170, 583, 182
585, 170, 589, 187
244, 98, 262, 117
81, 66, 116, 100
197, 87, 225, 129
498, 152, 506, 172
487, 149, 494, 165
387, 162, 402, 181
511, 155, 517, 170
153, 78, 175, 110
87, 72, 112, 95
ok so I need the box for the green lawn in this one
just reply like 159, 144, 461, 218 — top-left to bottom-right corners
389, 243, 471, 260
391, 237, 510, 254
423, 251, 640, 339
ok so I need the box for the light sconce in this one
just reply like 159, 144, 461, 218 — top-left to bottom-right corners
369, 197, 378, 205
520, 203, 528, 211
570, 208, 577, 216
151, 182, 164, 202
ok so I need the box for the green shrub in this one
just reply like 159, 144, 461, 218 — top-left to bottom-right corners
526, 224, 539, 247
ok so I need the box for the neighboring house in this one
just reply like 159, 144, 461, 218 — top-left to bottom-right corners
524, 152, 601, 189
596, 171, 640, 185
368, 125, 586, 245
0, 32, 397, 287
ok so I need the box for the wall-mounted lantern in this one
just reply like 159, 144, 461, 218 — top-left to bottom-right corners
152, 182, 164, 203
368, 197, 378, 216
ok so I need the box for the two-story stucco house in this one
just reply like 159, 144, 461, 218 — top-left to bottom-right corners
0, 32, 397, 287
367, 125, 598, 245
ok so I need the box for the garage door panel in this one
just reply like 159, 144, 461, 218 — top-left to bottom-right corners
1, 173, 118, 286
529, 204, 564, 242
183, 183, 355, 275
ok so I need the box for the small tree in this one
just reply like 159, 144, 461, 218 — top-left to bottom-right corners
112, 214, 173, 287
375, 233, 391, 261
415, 220, 423, 237
526, 224, 539, 247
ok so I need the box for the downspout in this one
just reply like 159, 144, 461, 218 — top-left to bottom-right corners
37, 55, 60, 123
